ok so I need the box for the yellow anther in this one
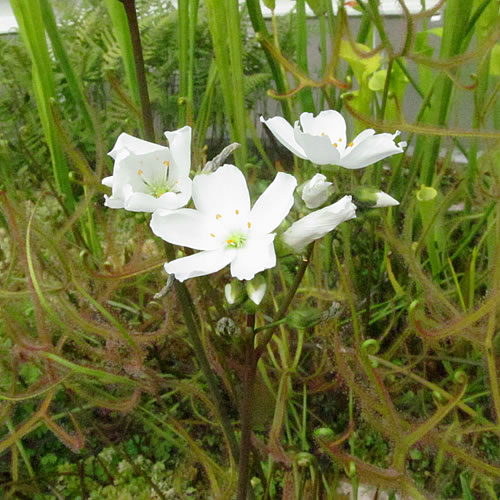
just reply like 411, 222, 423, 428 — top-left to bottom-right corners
338, 138, 342, 142
226, 239, 234, 245
138, 169, 143, 175
247, 222, 251, 228
349, 141, 354, 147
216, 214, 222, 220
235, 209, 239, 215
210, 233, 215, 237
333, 143, 338, 148
321, 132, 326, 136
163, 160, 170, 166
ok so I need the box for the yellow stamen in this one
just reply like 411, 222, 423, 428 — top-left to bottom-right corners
349, 141, 354, 147
333, 143, 338, 148
138, 169, 143, 175
216, 214, 222, 220
210, 233, 215, 237
235, 209, 239, 215
247, 222, 251, 228
226, 239, 234, 245
163, 160, 170, 166
321, 132, 326, 136
338, 138, 342, 142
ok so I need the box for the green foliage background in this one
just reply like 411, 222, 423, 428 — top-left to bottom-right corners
0, 0, 499, 498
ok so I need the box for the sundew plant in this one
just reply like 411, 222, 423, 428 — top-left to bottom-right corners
0, 0, 499, 498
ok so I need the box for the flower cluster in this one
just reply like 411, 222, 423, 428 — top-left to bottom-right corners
102, 111, 405, 291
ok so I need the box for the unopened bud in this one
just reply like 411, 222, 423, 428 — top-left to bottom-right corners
286, 308, 324, 329
246, 275, 267, 305
301, 173, 332, 209
215, 317, 240, 338
353, 187, 399, 208
225, 280, 245, 306
313, 427, 335, 442
295, 452, 315, 467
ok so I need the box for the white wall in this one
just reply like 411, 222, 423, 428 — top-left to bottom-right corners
0, 0, 17, 34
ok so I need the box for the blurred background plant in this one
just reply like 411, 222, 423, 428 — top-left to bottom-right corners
0, 0, 499, 498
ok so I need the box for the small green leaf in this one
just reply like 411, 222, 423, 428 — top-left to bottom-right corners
306, 0, 326, 16
262, 0, 275, 9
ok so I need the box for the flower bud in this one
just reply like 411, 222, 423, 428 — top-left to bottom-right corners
374, 191, 399, 207
313, 427, 336, 442
295, 452, 316, 467
281, 196, 356, 252
225, 280, 245, 306
215, 317, 240, 338
246, 275, 267, 305
353, 187, 399, 208
286, 308, 324, 329
301, 173, 332, 209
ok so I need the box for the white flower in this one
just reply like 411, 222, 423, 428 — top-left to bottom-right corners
281, 196, 357, 252
374, 191, 399, 207
301, 173, 332, 209
102, 126, 192, 212
261, 110, 406, 169
150, 165, 297, 282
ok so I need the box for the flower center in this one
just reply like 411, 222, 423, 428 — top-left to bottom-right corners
138, 161, 179, 198
146, 178, 175, 198
226, 232, 247, 249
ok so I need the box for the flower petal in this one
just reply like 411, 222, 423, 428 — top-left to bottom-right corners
230, 234, 276, 280
340, 131, 405, 169
165, 248, 234, 282
260, 116, 307, 159
165, 125, 192, 180
282, 196, 357, 252
150, 209, 219, 250
108, 133, 165, 159
250, 172, 297, 234
124, 192, 161, 212
299, 110, 346, 147
102, 176, 114, 188
165, 176, 192, 209
192, 165, 251, 218
103, 194, 124, 209
294, 123, 342, 165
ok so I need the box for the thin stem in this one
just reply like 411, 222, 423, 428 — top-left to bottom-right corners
256, 243, 314, 358
164, 245, 240, 463
237, 314, 257, 500
119, 0, 155, 142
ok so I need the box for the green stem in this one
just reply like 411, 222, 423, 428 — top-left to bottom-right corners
164, 246, 240, 463
237, 314, 257, 500
256, 244, 314, 358
245, 0, 292, 122
176, 279, 240, 463
119, 0, 155, 142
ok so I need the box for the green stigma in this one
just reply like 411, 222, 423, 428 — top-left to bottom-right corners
226, 232, 246, 248
138, 169, 176, 198
147, 179, 171, 198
